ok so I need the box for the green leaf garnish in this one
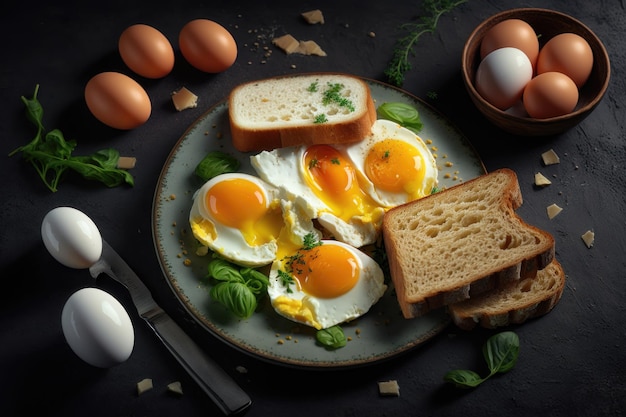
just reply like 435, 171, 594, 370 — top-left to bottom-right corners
316, 325, 347, 349
194, 150, 240, 182
377, 102, 424, 134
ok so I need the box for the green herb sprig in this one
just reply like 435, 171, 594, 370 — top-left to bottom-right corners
444, 331, 520, 388
384, 0, 467, 87
8, 85, 134, 192
194, 150, 240, 181
207, 257, 269, 319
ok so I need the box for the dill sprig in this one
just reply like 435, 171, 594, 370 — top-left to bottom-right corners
384, 0, 467, 87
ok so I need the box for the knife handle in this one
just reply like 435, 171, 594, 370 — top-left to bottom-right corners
149, 312, 252, 415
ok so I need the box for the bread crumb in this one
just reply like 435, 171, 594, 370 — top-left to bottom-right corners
301, 9, 324, 24
236, 365, 248, 374
171, 87, 198, 111
581, 230, 595, 248
378, 380, 400, 397
541, 149, 560, 165
546, 203, 563, 219
272, 34, 327, 56
116, 156, 137, 169
534, 172, 552, 186
167, 381, 183, 396
368, 31, 376, 38
137, 378, 153, 395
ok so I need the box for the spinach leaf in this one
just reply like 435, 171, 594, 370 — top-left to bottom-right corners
377, 102, 424, 134
9, 85, 135, 192
316, 325, 347, 349
210, 281, 257, 319
444, 331, 520, 389
194, 150, 240, 182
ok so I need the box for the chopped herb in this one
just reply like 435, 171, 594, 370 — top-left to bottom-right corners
322, 83, 355, 112
426, 91, 439, 100
330, 158, 340, 165
314, 113, 328, 124
307, 81, 319, 92
309, 158, 319, 169
302, 232, 322, 250
277, 270, 295, 293
431, 186, 441, 194
383, 150, 390, 159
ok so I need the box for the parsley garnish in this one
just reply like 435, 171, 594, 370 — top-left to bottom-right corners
330, 158, 340, 165
309, 158, 319, 169
322, 83, 355, 112
314, 114, 328, 124
307, 81, 319, 92
302, 232, 323, 250
383, 150, 390, 159
277, 233, 322, 292
277, 270, 295, 293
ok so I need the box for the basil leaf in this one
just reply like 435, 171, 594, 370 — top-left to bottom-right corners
207, 258, 244, 283
240, 267, 269, 294
194, 150, 240, 182
316, 325, 347, 349
443, 369, 484, 389
210, 281, 257, 319
377, 102, 424, 133
483, 331, 520, 374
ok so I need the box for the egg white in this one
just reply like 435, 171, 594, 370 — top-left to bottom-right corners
340, 119, 439, 208
267, 240, 387, 330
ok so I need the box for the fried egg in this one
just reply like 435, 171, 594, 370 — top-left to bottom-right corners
189, 173, 285, 267
341, 119, 439, 208
251, 144, 385, 248
267, 239, 387, 330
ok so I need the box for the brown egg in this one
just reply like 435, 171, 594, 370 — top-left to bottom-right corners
480, 19, 539, 69
85, 72, 151, 129
537, 33, 593, 88
179, 19, 237, 73
119, 24, 175, 79
523, 72, 579, 119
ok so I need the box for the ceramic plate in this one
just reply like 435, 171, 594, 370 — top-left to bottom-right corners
152, 76, 486, 369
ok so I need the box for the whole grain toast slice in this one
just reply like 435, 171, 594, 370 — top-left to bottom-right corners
382, 168, 555, 319
448, 258, 566, 330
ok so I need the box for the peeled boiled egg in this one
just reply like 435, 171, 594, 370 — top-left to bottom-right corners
475, 47, 533, 110
523, 71, 579, 119
267, 239, 387, 330
537, 33, 594, 88
61, 287, 134, 368
480, 19, 539, 68
179, 19, 237, 73
85, 72, 151, 129
189, 172, 286, 267
119, 24, 175, 79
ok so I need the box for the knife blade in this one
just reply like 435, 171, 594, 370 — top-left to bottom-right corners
89, 239, 252, 415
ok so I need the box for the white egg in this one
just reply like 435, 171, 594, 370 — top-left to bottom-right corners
341, 119, 438, 208
61, 287, 134, 368
41, 206, 102, 269
251, 145, 385, 248
267, 239, 387, 330
190, 173, 305, 267
475, 47, 533, 110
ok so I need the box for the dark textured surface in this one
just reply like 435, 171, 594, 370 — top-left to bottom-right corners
1, 1, 625, 416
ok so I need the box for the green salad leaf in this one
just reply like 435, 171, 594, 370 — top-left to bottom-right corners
377, 102, 424, 134
8, 85, 134, 192
444, 331, 520, 389
194, 150, 240, 181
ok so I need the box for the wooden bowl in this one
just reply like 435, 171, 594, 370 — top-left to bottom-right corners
462, 8, 610, 136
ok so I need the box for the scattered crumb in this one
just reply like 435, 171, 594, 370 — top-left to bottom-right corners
534, 172, 552, 186
541, 149, 560, 165
195, 245, 209, 256
272, 34, 326, 56
137, 378, 153, 396
581, 230, 595, 248
236, 365, 248, 374
116, 156, 137, 169
368, 31, 376, 38
301, 9, 324, 24
171, 87, 198, 111
167, 381, 183, 396
378, 380, 400, 397
183, 258, 192, 266
547, 203, 563, 219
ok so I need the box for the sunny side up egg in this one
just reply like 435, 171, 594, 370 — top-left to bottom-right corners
251, 119, 438, 248
268, 239, 387, 330
189, 173, 320, 267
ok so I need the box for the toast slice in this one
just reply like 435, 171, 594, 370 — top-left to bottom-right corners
448, 258, 566, 330
382, 168, 555, 319
228, 73, 377, 152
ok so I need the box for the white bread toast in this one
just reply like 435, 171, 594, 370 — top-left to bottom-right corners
448, 258, 566, 330
228, 73, 377, 152
382, 168, 555, 319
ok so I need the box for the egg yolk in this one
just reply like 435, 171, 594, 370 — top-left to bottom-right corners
205, 178, 283, 246
290, 244, 359, 299
364, 139, 427, 198
303, 145, 379, 220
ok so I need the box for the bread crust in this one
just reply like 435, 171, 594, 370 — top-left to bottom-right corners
228, 73, 377, 152
382, 168, 556, 319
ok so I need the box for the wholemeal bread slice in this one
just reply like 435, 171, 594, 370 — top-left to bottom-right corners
228, 73, 377, 152
448, 258, 566, 330
382, 168, 555, 319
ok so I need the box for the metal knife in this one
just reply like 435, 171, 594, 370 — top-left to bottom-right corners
89, 239, 252, 415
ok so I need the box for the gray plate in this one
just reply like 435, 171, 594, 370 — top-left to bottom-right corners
152, 76, 486, 369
